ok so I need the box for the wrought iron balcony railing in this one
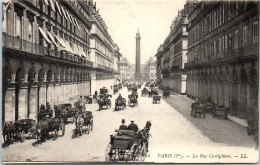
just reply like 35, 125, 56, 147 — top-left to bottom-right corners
3, 33, 93, 67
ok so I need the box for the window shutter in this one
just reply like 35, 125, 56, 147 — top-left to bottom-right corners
21, 16, 25, 39
25, 18, 29, 41
32, 21, 36, 43
13, 13, 17, 37
7, 10, 12, 35
35, 23, 39, 44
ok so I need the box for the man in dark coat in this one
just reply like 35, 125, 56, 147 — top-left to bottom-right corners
128, 118, 138, 133
119, 119, 128, 130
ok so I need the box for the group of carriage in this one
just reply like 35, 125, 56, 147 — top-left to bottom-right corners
191, 99, 229, 119
2, 100, 93, 144
106, 121, 151, 162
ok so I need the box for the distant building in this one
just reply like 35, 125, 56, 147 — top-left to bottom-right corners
144, 57, 157, 81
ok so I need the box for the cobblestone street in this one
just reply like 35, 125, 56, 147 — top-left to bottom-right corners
2, 86, 258, 163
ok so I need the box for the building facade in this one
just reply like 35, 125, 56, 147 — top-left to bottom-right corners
2, 0, 120, 123
89, 2, 118, 92
185, 1, 259, 121
158, 8, 188, 94
144, 57, 157, 81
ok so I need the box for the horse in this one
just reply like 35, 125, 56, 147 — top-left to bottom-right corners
2, 121, 15, 144
75, 115, 84, 136
36, 120, 49, 141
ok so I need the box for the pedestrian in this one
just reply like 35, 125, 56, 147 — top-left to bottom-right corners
119, 119, 128, 130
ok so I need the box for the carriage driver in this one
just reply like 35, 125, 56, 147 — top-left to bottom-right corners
128, 118, 139, 133
119, 119, 128, 130
117, 94, 123, 100
207, 96, 214, 104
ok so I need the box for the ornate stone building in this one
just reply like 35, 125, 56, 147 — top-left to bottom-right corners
2, 0, 120, 123
185, 1, 259, 121
157, 7, 188, 94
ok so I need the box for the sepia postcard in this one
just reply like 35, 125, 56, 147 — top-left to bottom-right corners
1, 0, 259, 163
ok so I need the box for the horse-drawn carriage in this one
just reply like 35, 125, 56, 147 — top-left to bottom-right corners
128, 94, 138, 106
2, 119, 37, 144
127, 85, 132, 92
36, 117, 65, 141
75, 111, 93, 136
141, 88, 148, 96
97, 95, 112, 110
212, 106, 229, 119
99, 87, 108, 98
105, 121, 151, 162
153, 95, 161, 104
191, 103, 206, 119
148, 89, 158, 97
85, 95, 96, 104
132, 86, 138, 96
119, 83, 122, 89
114, 85, 119, 94
115, 98, 126, 110
163, 91, 170, 98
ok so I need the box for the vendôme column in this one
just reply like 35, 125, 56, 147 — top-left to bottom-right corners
134, 28, 141, 81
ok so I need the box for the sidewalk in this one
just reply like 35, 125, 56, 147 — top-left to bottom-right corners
158, 90, 256, 148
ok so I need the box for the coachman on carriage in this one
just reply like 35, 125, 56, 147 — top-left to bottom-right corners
75, 111, 93, 136
97, 94, 112, 110
115, 98, 126, 110
105, 121, 152, 162
128, 93, 138, 106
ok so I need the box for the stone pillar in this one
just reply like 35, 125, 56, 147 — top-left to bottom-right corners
60, 82, 65, 103
90, 71, 96, 95
38, 82, 47, 109
55, 81, 61, 105
134, 29, 141, 81
47, 83, 54, 107
18, 83, 28, 120
224, 81, 230, 108
29, 82, 38, 120
4, 83, 16, 122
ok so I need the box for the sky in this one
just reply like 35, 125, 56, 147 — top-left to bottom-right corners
96, 0, 187, 64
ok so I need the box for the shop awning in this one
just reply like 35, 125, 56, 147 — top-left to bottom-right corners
66, 11, 73, 25
72, 43, 82, 56
44, 0, 49, 5
47, 31, 58, 47
55, 0, 62, 15
54, 35, 69, 51
49, 0, 56, 11
61, 6, 68, 20
39, 27, 52, 44
69, 14, 76, 26
78, 46, 87, 58
63, 40, 74, 54
84, 27, 92, 37
74, 18, 80, 30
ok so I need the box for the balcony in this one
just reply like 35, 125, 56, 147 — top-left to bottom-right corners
3, 33, 93, 67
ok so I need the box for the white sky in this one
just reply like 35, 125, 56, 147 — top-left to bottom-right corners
96, 0, 186, 64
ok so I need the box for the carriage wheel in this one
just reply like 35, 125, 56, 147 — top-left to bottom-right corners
89, 120, 93, 131
130, 143, 139, 161
20, 131, 25, 142
54, 130, 58, 140
137, 145, 147, 161
105, 142, 116, 161
61, 123, 65, 136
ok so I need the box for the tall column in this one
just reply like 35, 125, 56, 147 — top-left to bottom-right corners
134, 29, 141, 81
